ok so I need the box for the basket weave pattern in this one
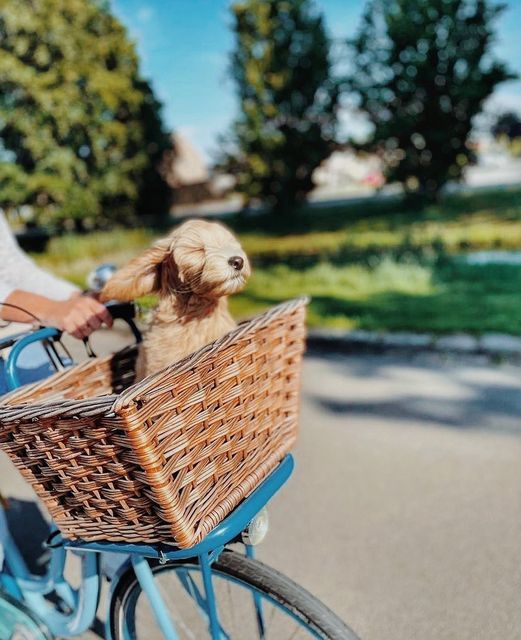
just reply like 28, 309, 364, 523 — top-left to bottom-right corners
0, 298, 307, 548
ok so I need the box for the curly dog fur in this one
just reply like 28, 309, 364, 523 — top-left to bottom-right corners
101, 219, 250, 380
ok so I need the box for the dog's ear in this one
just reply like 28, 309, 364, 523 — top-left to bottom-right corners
100, 237, 172, 302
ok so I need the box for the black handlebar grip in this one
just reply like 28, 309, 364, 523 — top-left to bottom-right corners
105, 301, 142, 343
105, 301, 136, 321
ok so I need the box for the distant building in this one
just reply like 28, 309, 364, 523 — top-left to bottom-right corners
164, 133, 238, 207
313, 150, 384, 190
164, 133, 212, 205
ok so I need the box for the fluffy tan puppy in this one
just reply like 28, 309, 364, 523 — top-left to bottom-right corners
101, 219, 250, 380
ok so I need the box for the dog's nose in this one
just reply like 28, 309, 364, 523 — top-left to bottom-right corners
228, 256, 244, 271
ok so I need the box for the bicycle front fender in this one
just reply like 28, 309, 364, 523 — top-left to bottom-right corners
27, 550, 100, 638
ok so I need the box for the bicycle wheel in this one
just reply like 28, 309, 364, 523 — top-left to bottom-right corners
0, 592, 52, 640
110, 549, 359, 640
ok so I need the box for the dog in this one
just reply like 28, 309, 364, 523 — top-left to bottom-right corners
100, 219, 250, 380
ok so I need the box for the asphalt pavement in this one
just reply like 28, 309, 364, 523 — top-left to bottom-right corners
1, 337, 520, 639
261, 350, 521, 640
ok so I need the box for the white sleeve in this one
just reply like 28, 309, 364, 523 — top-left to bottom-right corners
0, 281, 14, 304
0, 213, 79, 302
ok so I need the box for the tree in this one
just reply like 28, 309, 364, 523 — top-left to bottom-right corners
223, 0, 339, 213
133, 79, 172, 223
491, 111, 521, 141
346, 0, 516, 200
0, 0, 171, 228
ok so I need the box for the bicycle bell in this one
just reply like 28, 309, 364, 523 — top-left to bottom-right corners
87, 263, 117, 293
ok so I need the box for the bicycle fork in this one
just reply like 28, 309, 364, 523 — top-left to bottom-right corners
131, 553, 229, 640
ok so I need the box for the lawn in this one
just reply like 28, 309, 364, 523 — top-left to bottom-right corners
230, 260, 521, 334
33, 186, 521, 334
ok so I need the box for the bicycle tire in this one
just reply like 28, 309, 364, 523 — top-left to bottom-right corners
110, 549, 360, 640
0, 591, 52, 640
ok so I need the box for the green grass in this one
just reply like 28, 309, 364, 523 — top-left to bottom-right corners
230, 260, 521, 334
32, 186, 521, 334
35, 228, 154, 287
236, 185, 521, 265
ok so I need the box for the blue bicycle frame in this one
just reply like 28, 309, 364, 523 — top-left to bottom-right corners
0, 327, 295, 639
0, 456, 293, 639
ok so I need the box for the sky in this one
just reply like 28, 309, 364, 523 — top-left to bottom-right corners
112, 0, 521, 160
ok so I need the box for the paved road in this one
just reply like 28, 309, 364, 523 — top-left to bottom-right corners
263, 351, 521, 640
1, 344, 520, 639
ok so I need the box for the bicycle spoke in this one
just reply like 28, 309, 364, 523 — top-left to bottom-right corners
122, 554, 351, 640
264, 603, 277, 638
287, 623, 304, 640
173, 567, 230, 639
251, 585, 266, 639
176, 569, 208, 617
225, 580, 238, 639
159, 574, 196, 640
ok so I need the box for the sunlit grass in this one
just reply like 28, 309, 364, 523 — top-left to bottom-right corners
240, 207, 521, 259
231, 258, 435, 328
34, 229, 153, 287
232, 260, 521, 334
31, 186, 521, 333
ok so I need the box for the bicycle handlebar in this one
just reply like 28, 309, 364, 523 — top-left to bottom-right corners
3, 301, 141, 391
5, 327, 61, 391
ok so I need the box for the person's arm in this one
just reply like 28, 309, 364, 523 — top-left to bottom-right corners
1, 289, 113, 339
0, 212, 79, 300
0, 213, 114, 338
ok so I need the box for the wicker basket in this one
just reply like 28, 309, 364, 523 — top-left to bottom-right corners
0, 298, 307, 549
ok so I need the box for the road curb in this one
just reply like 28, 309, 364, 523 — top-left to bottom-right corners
307, 328, 521, 360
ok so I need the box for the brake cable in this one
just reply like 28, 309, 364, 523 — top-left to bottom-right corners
0, 301, 42, 324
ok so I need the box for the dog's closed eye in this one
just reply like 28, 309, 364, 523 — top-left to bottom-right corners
103, 218, 249, 380
171, 242, 206, 285
102, 219, 249, 303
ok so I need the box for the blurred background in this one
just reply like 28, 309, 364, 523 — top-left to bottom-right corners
1, 1, 521, 638
1, 0, 520, 334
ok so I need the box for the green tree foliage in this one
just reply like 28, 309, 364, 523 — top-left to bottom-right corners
0, 0, 171, 227
133, 78, 172, 223
347, 0, 516, 199
224, 0, 339, 213
492, 111, 521, 140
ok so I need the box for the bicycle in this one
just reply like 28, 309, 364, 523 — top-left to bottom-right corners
0, 299, 360, 640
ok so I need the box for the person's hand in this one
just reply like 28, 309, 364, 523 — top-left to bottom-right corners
42, 295, 113, 339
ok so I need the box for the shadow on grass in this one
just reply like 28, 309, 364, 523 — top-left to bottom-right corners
311, 292, 521, 334
235, 261, 521, 334
250, 239, 448, 269
227, 185, 521, 237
